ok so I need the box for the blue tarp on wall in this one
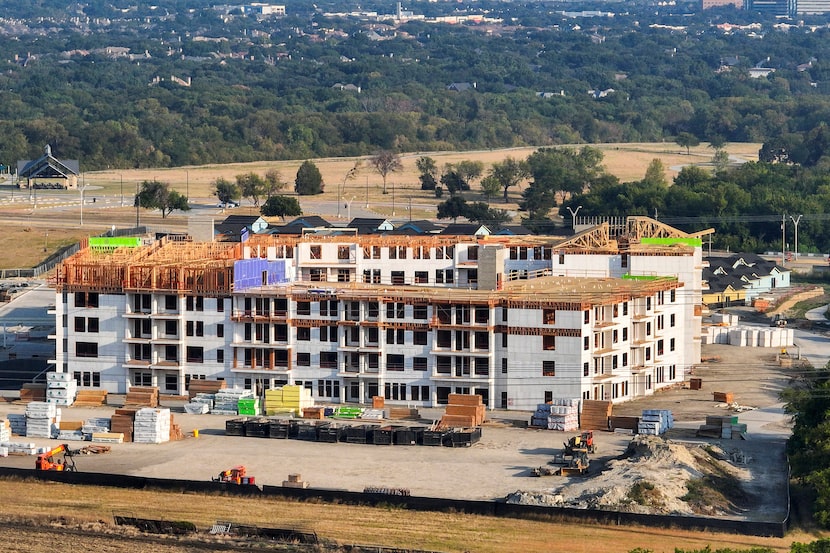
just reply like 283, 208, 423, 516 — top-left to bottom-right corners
233, 259, 288, 291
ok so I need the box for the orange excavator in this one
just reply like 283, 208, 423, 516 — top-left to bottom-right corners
212, 465, 252, 485
35, 444, 79, 472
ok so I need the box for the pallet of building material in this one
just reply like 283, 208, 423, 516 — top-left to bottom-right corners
387, 407, 419, 420
446, 404, 486, 426
73, 390, 108, 407
7, 414, 26, 436
448, 393, 483, 406
83, 417, 112, 433
56, 430, 85, 441
609, 416, 640, 432
713, 392, 734, 403
237, 398, 261, 417
580, 400, 612, 431
547, 414, 579, 431
0, 420, 10, 442
169, 421, 185, 441
302, 407, 325, 420
133, 407, 171, 444
183, 402, 210, 415
19, 383, 46, 403
439, 414, 476, 428
125, 386, 160, 408
360, 409, 385, 420
110, 411, 136, 442
331, 406, 363, 419
91, 432, 124, 444
187, 379, 227, 399
0, 441, 37, 455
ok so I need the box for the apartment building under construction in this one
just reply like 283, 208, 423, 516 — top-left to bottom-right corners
53, 217, 709, 411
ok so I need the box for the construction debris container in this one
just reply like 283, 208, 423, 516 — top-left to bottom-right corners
423, 429, 449, 446
373, 425, 396, 445
448, 427, 482, 447
269, 420, 290, 439
317, 423, 343, 443
346, 424, 373, 444
225, 418, 248, 436
394, 426, 424, 445
244, 418, 270, 438
689, 378, 702, 390
296, 422, 319, 441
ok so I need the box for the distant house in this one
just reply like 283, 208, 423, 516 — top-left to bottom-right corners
703, 253, 790, 306
347, 218, 394, 234
447, 82, 476, 92
220, 215, 269, 234
440, 223, 491, 236
214, 224, 249, 243
392, 220, 444, 235
269, 215, 333, 235
493, 225, 532, 236
536, 91, 565, 98
17, 145, 79, 190
332, 83, 361, 93
588, 88, 615, 99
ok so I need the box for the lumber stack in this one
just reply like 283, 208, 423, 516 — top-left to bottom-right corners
187, 379, 227, 399
25, 401, 59, 438
580, 400, 612, 431
713, 391, 734, 404
169, 413, 185, 441
124, 386, 160, 408
57, 420, 84, 441
73, 390, 108, 407
133, 407, 171, 444
302, 406, 325, 419
110, 408, 137, 442
387, 407, 419, 420
439, 394, 485, 429
19, 383, 46, 403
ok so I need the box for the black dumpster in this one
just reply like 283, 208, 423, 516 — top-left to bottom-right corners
372, 425, 397, 445
268, 420, 290, 439
296, 422, 319, 441
422, 429, 449, 446
225, 418, 248, 436
346, 424, 374, 444
448, 427, 482, 447
394, 426, 424, 445
317, 423, 344, 443
244, 418, 270, 438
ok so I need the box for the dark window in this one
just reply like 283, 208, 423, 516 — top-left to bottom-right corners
391, 271, 405, 285
165, 320, 177, 336
165, 295, 177, 310
387, 354, 405, 371
413, 305, 428, 320
543, 335, 556, 351
75, 342, 98, 358
474, 358, 489, 375
320, 352, 337, 369
467, 246, 478, 260
297, 352, 311, 366
297, 327, 311, 341
543, 361, 555, 376
74, 317, 85, 332
413, 331, 428, 345
501, 358, 507, 374
583, 362, 589, 376
186, 346, 204, 363
217, 349, 224, 363
415, 271, 428, 284
413, 357, 428, 371
217, 324, 224, 338
165, 345, 178, 362
297, 301, 310, 315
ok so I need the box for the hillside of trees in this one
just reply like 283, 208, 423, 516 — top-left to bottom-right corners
1, 0, 830, 172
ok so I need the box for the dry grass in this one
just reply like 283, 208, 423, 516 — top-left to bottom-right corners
0, 478, 814, 553
0, 143, 760, 269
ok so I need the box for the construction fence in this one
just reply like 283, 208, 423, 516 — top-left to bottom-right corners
0, 467, 789, 538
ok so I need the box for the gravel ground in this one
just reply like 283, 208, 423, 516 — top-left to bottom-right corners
0, 342, 797, 520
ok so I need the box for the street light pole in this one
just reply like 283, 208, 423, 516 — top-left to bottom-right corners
781, 214, 786, 265
790, 214, 802, 260
566, 205, 583, 230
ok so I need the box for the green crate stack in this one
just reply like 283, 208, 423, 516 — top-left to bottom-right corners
333, 406, 363, 419
238, 398, 260, 416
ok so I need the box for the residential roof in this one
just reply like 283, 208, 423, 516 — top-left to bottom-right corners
440, 223, 490, 236
390, 220, 444, 234
287, 216, 332, 228
347, 218, 393, 234
221, 215, 266, 226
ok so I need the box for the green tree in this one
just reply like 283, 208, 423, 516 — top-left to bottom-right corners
643, 159, 667, 187
454, 160, 484, 190
416, 156, 438, 191
212, 177, 240, 205
436, 195, 468, 222
261, 195, 302, 220
369, 150, 402, 195
264, 169, 287, 199
295, 160, 324, 195
236, 172, 266, 207
490, 157, 530, 203
676, 132, 701, 155
522, 147, 605, 219
480, 175, 501, 203
464, 201, 511, 227
440, 168, 466, 196
712, 149, 731, 175
134, 179, 189, 219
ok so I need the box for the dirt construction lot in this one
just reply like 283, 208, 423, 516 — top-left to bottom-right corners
0, 343, 796, 524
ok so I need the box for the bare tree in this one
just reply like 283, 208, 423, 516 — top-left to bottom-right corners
369, 151, 402, 195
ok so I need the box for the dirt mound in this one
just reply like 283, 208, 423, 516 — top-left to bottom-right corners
507, 435, 752, 517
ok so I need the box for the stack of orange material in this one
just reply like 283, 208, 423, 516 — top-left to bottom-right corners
19, 383, 46, 403
439, 394, 485, 428
580, 400, 613, 431
73, 390, 108, 407
387, 407, 419, 420
110, 408, 137, 442
124, 386, 159, 408
187, 379, 227, 399
301, 406, 325, 419
169, 413, 185, 441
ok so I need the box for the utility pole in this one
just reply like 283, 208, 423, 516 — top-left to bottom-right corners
781, 214, 786, 265
790, 214, 802, 261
